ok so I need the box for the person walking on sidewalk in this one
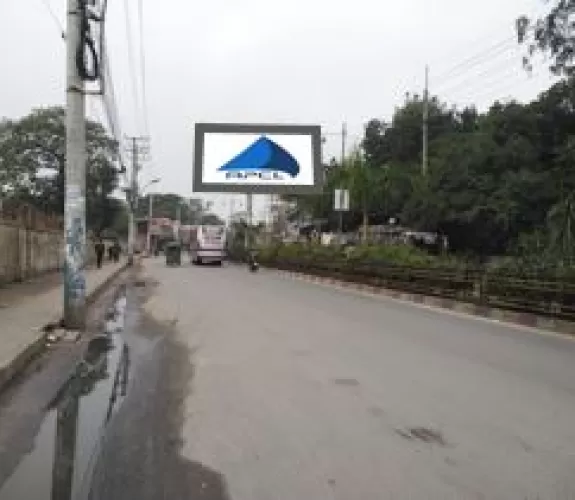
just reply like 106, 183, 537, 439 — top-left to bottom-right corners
112, 240, 122, 262
95, 238, 105, 269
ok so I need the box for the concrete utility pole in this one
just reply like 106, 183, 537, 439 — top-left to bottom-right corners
64, 0, 86, 329
245, 193, 253, 253
341, 122, 347, 165
422, 65, 429, 176
125, 136, 149, 265
128, 137, 138, 265
143, 178, 160, 255
146, 193, 153, 255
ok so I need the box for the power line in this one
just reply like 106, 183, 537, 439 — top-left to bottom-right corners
437, 55, 522, 96
123, 0, 144, 133
434, 37, 516, 89
39, 0, 65, 39
449, 70, 538, 106
137, 0, 150, 135
99, 37, 128, 178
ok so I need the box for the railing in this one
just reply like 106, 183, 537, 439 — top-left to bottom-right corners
267, 258, 575, 321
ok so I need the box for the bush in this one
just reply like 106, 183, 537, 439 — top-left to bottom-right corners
258, 242, 462, 269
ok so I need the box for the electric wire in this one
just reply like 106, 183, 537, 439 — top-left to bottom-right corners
434, 37, 517, 89
123, 0, 144, 134
437, 56, 523, 96
137, 0, 150, 136
39, 0, 65, 39
77, 0, 100, 81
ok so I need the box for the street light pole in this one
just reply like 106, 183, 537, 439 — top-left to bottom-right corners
146, 193, 153, 255
125, 136, 149, 265
142, 178, 160, 256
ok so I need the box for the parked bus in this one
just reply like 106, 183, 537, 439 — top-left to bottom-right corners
190, 225, 226, 265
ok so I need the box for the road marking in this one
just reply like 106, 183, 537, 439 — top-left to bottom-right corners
278, 271, 575, 343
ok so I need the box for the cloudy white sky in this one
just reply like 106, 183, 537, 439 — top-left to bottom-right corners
0, 0, 559, 220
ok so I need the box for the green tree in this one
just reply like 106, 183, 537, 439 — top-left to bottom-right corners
517, 1, 575, 76
137, 194, 205, 224
201, 213, 225, 225
0, 107, 120, 232
283, 77, 575, 259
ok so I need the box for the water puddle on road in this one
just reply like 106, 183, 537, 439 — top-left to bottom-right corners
0, 294, 131, 500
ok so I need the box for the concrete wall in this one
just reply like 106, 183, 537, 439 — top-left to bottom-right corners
0, 224, 64, 285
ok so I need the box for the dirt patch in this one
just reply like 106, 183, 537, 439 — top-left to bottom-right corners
368, 406, 386, 418
333, 378, 360, 387
396, 426, 447, 446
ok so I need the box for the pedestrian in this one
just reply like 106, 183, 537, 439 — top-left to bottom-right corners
95, 238, 105, 269
112, 240, 121, 262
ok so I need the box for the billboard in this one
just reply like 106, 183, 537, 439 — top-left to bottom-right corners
193, 123, 322, 194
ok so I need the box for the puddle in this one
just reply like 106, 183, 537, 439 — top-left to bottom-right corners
0, 294, 131, 500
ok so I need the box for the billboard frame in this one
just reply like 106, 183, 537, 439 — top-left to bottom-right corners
193, 122, 323, 194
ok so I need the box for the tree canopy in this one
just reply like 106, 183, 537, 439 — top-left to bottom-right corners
136, 193, 224, 226
0, 106, 122, 232
288, 78, 575, 260
517, 1, 575, 76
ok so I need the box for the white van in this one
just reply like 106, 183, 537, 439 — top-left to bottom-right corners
190, 225, 226, 265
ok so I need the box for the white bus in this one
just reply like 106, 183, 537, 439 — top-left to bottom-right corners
190, 225, 226, 265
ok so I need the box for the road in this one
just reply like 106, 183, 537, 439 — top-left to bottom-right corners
88, 258, 575, 500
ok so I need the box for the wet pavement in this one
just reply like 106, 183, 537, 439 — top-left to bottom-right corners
1, 259, 575, 499
0, 289, 130, 500
134, 259, 575, 500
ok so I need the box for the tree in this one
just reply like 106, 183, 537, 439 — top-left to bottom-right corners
201, 213, 225, 225
137, 194, 205, 224
280, 76, 575, 259
517, 1, 575, 76
339, 149, 385, 241
0, 107, 120, 232
136, 193, 225, 226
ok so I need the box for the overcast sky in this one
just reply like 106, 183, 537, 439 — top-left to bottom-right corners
0, 0, 559, 220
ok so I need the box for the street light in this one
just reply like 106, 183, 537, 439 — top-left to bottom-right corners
142, 178, 160, 256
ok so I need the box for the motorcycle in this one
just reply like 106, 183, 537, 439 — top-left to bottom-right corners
248, 251, 259, 272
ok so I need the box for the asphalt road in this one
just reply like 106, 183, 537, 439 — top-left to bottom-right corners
90, 258, 575, 500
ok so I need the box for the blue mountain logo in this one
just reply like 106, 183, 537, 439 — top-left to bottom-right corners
218, 136, 300, 178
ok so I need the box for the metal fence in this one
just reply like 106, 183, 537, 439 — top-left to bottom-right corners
270, 258, 575, 321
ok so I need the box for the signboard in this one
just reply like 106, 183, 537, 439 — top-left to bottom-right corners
193, 123, 322, 194
334, 189, 350, 211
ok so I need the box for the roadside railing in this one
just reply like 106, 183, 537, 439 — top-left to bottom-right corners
267, 258, 575, 321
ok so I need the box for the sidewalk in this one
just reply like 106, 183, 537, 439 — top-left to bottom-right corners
0, 262, 127, 391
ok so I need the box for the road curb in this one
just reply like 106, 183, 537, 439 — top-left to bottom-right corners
275, 269, 575, 337
0, 263, 130, 394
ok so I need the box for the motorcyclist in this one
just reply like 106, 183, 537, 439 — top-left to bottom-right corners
248, 249, 259, 271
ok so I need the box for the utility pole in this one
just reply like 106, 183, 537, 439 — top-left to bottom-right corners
146, 193, 153, 255
176, 204, 182, 240
422, 65, 429, 176
125, 136, 149, 265
341, 122, 347, 165
128, 137, 138, 266
64, 0, 86, 329
228, 197, 235, 228
245, 193, 253, 254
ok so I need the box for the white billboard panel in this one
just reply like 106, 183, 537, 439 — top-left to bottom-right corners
193, 123, 322, 194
